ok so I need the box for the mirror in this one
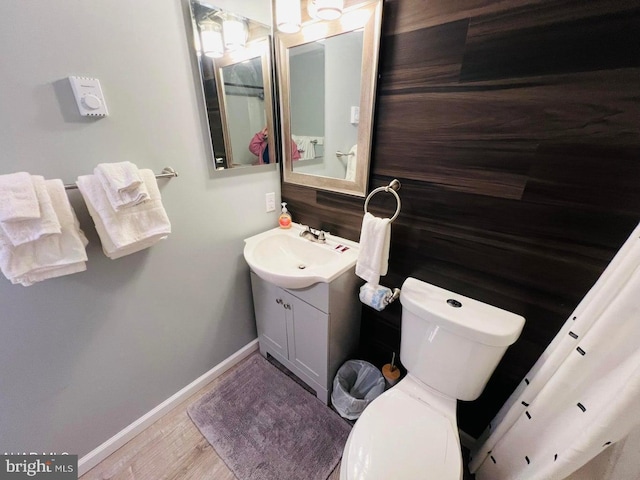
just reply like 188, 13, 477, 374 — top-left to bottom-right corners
277, 0, 383, 196
189, 1, 277, 170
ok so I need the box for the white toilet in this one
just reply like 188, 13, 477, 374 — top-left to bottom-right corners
340, 277, 525, 480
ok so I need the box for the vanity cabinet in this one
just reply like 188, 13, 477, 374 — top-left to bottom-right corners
250, 270, 361, 404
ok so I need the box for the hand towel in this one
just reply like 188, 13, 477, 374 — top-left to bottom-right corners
344, 145, 357, 182
77, 169, 171, 259
0, 175, 62, 246
355, 212, 390, 285
94, 162, 149, 211
0, 172, 40, 222
95, 161, 144, 192
292, 135, 316, 160
0, 179, 88, 286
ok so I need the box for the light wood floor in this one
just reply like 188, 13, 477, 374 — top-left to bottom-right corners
80, 354, 341, 480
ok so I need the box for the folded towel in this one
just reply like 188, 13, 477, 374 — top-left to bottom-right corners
0, 179, 88, 286
355, 212, 390, 285
77, 169, 171, 259
0, 172, 40, 222
95, 161, 144, 192
94, 162, 149, 211
18, 262, 87, 286
0, 175, 62, 246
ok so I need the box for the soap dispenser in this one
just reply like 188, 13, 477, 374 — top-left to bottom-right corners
279, 202, 292, 229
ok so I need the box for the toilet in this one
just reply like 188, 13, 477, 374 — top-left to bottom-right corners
340, 277, 525, 480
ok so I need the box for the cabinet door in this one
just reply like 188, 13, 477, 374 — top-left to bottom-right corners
284, 292, 329, 387
250, 273, 288, 359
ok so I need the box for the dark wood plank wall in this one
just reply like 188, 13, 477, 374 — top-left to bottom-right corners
282, 0, 640, 437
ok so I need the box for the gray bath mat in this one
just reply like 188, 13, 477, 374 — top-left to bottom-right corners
188, 354, 351, 480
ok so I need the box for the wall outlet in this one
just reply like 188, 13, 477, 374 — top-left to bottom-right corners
265, 192, 276, 212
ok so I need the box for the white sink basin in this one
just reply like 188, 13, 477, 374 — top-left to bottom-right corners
244, 223, 359, 289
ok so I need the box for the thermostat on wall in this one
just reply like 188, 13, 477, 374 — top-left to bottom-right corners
68, 76, 109, 117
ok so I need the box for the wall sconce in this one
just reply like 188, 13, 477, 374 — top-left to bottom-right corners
308, 0, 344, 20
222, 15, 248, 51
200, 21, 224, 58
276, 0, 302, 33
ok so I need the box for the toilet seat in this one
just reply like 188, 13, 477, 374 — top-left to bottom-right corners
341, 387, 462, 480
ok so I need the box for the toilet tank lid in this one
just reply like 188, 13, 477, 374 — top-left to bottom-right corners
400, 277, 525, 347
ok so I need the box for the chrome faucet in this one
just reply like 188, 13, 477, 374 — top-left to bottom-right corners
299, 226, 326, 244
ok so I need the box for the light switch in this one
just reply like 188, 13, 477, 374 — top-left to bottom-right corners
68, 76, 109, 117
350, 106, 360, 125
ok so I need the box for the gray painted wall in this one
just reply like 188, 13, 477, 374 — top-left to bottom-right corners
290, 48, 325, 138
324, 31, 363, 179
0, 0, 280, 456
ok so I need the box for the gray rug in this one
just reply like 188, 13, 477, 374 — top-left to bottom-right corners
188, 354, 351, 480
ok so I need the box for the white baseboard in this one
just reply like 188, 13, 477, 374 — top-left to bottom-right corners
78, 339, 259, 476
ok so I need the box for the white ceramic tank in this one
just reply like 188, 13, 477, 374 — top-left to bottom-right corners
399, 278, 525, 401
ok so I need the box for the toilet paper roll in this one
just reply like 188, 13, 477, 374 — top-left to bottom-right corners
382, 363, 401, 388
359, 283, 393, 311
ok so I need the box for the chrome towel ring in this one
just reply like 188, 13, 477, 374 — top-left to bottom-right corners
364, 179, 401, 222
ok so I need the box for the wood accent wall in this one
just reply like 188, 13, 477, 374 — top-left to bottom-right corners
282, 0, 640, 437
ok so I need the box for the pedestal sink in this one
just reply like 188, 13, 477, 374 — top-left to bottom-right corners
243, 223, 359, 289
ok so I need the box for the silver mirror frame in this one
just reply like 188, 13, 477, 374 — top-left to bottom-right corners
188, 1, 277, 172
214, 39, 276, 168
276, 0, 383, 197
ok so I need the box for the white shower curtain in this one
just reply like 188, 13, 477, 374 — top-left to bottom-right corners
470, 222, 640, 480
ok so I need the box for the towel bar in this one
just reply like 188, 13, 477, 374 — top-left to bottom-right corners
335, 150, 355, 158
63, 167, 178, 190
364, 179, 401, 222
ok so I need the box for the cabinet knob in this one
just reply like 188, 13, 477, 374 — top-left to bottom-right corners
284, 303, 291, 310
276, 298, 283, 304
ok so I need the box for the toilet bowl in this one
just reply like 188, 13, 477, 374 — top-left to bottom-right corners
340, 375, 462, 480
340, 278, 525, 480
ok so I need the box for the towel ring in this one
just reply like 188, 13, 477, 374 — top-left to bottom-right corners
364, 179, 401, 222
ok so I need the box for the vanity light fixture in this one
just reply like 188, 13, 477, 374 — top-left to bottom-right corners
308, 0, 344, 21
222, 15, 248, 50
276, 0, 302, 33
200, 21, 224, 58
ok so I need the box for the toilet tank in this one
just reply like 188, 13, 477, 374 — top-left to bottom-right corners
399, 278, 525, 401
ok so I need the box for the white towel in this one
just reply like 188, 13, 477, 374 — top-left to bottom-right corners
77, 169, 171, 259
344, 144, 357, 182
94, 162, 149, 211
0, 179, 88, 286
95, 161, 144, 192
0, 172, 40, 222
355, 212, 391, 286
0, 175, 62, 246
292, 135, 316, 160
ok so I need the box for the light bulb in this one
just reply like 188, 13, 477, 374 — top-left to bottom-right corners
200, 22, 224, 58
276, 0, 301, 34
223, 16, 247, 51
312, 0, 343, 21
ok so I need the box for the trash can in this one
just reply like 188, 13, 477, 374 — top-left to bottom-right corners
331, 360, 385, 420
